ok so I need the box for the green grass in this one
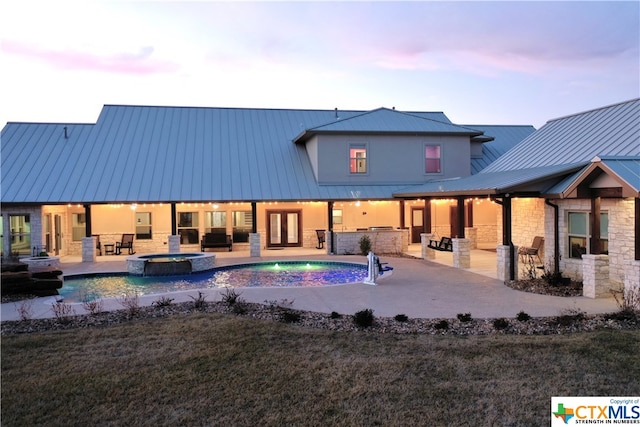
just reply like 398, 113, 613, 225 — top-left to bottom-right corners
2, 314, 639, 426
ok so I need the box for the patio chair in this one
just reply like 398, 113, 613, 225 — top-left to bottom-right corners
115, 233, 135, 255
315, 230, 325, 249
93, 234, 102, 256
518, 236, 543, 263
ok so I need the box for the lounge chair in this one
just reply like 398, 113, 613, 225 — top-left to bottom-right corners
518, 236, 543, 263
115, 233, 135, 255
316, 230, 325, 249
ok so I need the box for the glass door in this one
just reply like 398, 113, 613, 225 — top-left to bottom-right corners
267, 210, 301, 247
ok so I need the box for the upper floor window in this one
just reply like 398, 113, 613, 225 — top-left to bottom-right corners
425, 145, 441, 174
350, 145, 367, 174
568, 211, 608, 259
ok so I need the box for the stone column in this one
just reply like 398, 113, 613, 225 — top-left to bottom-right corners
249, 233, 261, 257
421, 233, 435, 260
497, 245, 518, 282
82, 236, 96, 262
464, 227, 477, 249
624, 260, 640, 292
582, 254, 610, 298
168, 235, 181, 253
453, 238, 471, 269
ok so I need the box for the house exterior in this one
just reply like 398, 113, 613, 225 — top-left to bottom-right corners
1, 105, 533, 259
396, 99, 640, 296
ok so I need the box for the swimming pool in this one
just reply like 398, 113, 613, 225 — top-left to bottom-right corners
60, 261, 368, 302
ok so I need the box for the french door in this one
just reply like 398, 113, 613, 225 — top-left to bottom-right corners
267, 210, 301, 248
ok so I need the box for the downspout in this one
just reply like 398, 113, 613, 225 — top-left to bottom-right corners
545, 199, 560, 275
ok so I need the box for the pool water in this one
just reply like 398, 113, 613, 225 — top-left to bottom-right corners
60, 261, 367, 302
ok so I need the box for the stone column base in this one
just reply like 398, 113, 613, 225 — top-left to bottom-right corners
82, 236, 96, 262
168, 235, 181, 253
421, 233, 435, 260
464, 227, 477, 249
582, 254, 610, 298
453, 238, 470, 269
250, 233, 261, 257
497, 245, 518, 282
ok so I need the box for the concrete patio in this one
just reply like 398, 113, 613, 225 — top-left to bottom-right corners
1, 244, 619, 322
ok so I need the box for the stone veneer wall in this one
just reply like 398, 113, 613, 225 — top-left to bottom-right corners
511, 198, 546, 260
551, 198, 636, 290
333, 230, 408, 255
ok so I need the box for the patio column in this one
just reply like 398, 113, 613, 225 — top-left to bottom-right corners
250, 202, 260, 257
399, 200, 405, 229
421, 233, 435, 260
424, 198, 432, 233
81, 204, 96, 262
590, 196, 602, 254
328, 201, 334, 254
453, 238, 470, 269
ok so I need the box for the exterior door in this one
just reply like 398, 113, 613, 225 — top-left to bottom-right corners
267, 211, 301, 247
54, 214, 62, 256
411, 208, 424, 244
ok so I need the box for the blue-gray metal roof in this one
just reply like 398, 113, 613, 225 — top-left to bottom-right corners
393, 163, 588, 197
293, 108, 481, 143
482, 99, 640, 173
2, 105, 483, 204
467, 125, 537, 174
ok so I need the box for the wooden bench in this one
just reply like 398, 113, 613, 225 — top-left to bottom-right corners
428, 237, 453, 252
201, 233, 233, 252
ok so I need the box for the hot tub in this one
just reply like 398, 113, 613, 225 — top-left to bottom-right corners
126, 253, 216, 276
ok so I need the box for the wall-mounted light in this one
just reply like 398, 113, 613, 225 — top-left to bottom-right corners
130, 203, 137, 211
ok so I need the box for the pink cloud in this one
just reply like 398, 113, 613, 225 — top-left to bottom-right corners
2, 40, 180, 75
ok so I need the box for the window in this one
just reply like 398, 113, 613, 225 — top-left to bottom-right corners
177, 212, 199, 244
136, 212, 152, 240
333, 209, 343, 225
205, 211, 227, 234
349, 145, 367, 174
425, 145, 441, 173
72, 213, 86, 241
9, 214, 31, 255
232, 210, 253, 243
568, 211, 609, 259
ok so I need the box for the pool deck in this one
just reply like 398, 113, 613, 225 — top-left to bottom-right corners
1, 244, 619, 322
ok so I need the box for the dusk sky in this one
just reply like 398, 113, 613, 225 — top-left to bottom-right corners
1, 1, 638, 129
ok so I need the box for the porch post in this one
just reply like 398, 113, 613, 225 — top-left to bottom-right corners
456, 196, 465, 238
250, 201, 260, 257
497, 195, 515, 281
84, 204, 92, 237
168, 202, 180, 253
399, 200, 405, 229
328, 201, 334, 254
590, 196, 602, 254
423, 198, 432, 233
171, 203, 177, 235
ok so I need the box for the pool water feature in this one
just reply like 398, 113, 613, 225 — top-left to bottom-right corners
60, 261, 368, 302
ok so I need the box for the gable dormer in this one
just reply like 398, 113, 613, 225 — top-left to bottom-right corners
293, 108, 484, 185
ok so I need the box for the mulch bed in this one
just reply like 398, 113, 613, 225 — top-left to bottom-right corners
506, 278, 583, 297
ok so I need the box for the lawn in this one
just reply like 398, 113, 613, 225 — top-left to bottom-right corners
2, 313, 639, 426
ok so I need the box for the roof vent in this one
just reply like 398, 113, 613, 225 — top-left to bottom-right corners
64, 126, 68, 139
335, 107, 339, 120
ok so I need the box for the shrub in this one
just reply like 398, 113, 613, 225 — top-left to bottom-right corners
555, 309, 585, 327
434, 319, 449, 330
611, 286, 640, 314
152, 296, 174, 308
220, 288, 243, 306
457, 313, 472, 322
281, 311, 301, 323
118, 292, 140, 317
516, 311, 531, 322
353, 308, 375, 327
189, 292, 207, 310
394, 314, 409, 322
15, 300, 34, 321
359, 235, 372, 256
330, 311, 342, 319
80, 293, 104, 315
51, 302, 76, 322
493, 318, 509, 330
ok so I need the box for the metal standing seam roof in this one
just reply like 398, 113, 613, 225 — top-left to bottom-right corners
466, 125, 537, 174
293, 107, 483, 143
482, 99, 640, 173
2, 105, 495, 204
